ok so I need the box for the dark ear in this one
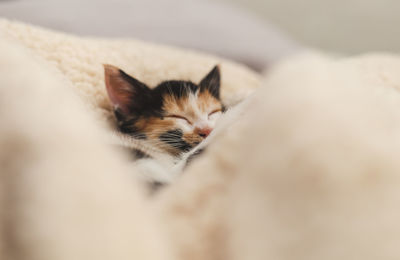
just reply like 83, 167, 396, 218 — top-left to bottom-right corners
199, 65, 220, 99
104, 64, 152, 116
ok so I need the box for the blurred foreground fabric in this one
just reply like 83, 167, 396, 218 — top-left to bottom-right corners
2, 19, 400, 260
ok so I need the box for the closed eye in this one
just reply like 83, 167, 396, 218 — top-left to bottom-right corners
208, 109, 222, 116
166, 115, 192, 124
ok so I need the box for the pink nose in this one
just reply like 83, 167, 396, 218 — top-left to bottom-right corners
197, 127, 212, 138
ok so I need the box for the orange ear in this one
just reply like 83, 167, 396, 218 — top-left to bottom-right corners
103, 64, 151, 115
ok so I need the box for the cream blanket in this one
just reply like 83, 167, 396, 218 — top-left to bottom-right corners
1, 19, 400, 260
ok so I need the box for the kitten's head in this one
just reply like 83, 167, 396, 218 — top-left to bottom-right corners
104, 65, 224, 156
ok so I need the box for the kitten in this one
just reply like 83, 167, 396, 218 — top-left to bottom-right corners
104, 64, 224, 187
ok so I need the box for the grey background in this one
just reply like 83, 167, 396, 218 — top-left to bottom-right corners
219, 0, 400, 55
0, 0, 300, 71
1, 0, 396, 68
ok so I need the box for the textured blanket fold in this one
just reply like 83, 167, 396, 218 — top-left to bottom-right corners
2, 19, 400, 260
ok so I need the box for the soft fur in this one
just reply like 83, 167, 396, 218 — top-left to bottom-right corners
2, 19, 400, 260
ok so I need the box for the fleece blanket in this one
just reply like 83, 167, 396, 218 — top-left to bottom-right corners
2, 19, 400, 260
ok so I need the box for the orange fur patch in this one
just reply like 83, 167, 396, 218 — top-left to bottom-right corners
197, 90, 222, 112
162, 90, 222, 120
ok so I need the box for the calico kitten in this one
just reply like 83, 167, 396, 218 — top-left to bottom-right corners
104, 64, 224, 186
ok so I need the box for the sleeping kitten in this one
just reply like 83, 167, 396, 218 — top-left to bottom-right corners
104, 64, 224, 187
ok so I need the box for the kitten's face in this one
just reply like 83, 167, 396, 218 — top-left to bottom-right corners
104, 65, 224, 156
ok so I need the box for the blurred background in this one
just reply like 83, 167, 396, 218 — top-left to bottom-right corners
223, 0, 400, 55
1, 0, 399, 71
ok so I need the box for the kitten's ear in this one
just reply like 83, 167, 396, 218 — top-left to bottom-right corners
104, 64, 151, 115
199, 65, 221, 99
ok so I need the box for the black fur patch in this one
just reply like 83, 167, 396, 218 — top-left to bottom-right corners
153, 81, 198, 99
159, 129, 192, 152
159, 129, 183, 140
177, 141, 193, 152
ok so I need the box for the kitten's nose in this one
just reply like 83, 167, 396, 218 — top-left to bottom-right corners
197, 127, 213, 138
